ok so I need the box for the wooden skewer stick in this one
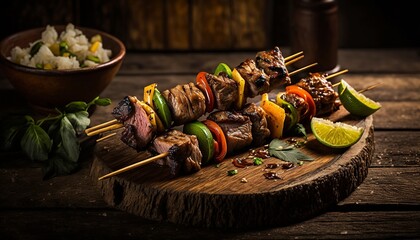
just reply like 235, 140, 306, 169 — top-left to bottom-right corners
98, 152, 169, 181
284, 51, 304, 62
85, 119, 119, 134
358, 82, 383, 93
285, 55, 304, 66
289, 63, 318, 76
326, 69, 349, 80
96, 132, 117, 142
85, 123, 124, 137
332, 81, 383, 94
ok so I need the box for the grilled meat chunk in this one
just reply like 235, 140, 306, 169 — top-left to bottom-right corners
236, 59, 270, 98
162, 83, 206, 125
205, 72, 238, 110
149, 130, 202, 176
241, 103, 270, 146
281, 92, 309, 121
255, 46, 291, 87
296, 73, 340, 116
208, 111, 253, 155
120, 96, 155, 151
112, 96, 133, 122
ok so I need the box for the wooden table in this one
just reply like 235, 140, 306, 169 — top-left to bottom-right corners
1, 49, 419, 239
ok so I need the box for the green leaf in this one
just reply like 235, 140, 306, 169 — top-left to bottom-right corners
0, 116, 28, 151
20, 123, 52, 161
65, 101, 88, 113
268, 139, 313, 164
43, 142, 79, 180
66, 111, 90, 135
59, 116, 80, 162
291, 123, 307, 139
94, 97, 111, 106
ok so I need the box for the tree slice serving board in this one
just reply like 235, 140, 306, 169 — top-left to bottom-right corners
90, 106, 374, 229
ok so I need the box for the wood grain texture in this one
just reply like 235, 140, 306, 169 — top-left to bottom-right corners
230, 0, 267, 49
89, 110, 374, 228
166, 0, 190, 50
126, 0, 165, 50
0, 49, 418, 238
1, 210, 419, 240
191, 0, 232, 50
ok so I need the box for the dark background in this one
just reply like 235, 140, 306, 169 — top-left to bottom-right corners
1, 0, 418, 51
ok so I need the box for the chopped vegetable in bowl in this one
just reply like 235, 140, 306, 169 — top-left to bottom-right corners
9, 23, 112, 70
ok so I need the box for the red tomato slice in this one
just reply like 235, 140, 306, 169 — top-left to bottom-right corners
196, 72, 215, 112
203, 120, 227, 162
286, 85, 316, 120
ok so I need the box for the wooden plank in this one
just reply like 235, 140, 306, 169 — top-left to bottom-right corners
0, 210, 418, 239
371, 131, 420, 167
1, 0, 76, 36
165, 0, 190, 50
0, 161, 107, 209
1, 165, 419, 213
339, 167, 420, 205
230, 0, 267, 49
79, 0, 128, 44
115, 49, 420, 74
191, 0, 232, 50
126, 0, 165, 50
372, 102, 420, 130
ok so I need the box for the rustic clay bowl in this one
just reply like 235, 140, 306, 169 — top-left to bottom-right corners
0, 25, 125, 114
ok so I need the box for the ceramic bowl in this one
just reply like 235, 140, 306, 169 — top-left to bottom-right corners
0, 25, 125, 114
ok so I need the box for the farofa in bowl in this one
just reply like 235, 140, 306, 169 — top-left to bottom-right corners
9, 23, 112, 70
0, 24, 126, 114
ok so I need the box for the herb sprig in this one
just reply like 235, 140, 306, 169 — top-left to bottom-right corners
0, 96, 111, 179
268, 138, 313, 164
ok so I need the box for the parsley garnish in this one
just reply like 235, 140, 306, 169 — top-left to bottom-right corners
253, 157, 264, 166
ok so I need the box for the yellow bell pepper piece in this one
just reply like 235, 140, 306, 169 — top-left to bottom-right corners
232, 68, 246, 109
261, 93, 286, 139
138, 100, 165, 133
89, 41, 100, 53
144, 83, 156, 109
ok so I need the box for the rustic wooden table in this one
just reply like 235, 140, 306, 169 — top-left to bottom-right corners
0, 49, 419, 239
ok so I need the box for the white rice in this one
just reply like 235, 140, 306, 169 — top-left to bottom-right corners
9, 23, 112, 70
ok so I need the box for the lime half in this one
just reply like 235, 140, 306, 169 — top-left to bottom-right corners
338, 79, 381, 117
311, 117, 364, 148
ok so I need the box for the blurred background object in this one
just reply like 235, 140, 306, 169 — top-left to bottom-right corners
1, 0, 418, 51
290, 0, 339, 73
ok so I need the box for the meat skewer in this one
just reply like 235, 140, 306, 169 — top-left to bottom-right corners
88, 64, 352, 156
85, 63, 319, 152
85, 48, 312, 137
85, 61, 317, 138
87, 65, 348, 153
96, 80, 382, 181
98, 107, 268, 180
87, 48, 347, 168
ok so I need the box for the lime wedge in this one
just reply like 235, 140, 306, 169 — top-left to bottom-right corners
338, 79, 381, 117
214, 63, 232, 78
311, 117, 364, 148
